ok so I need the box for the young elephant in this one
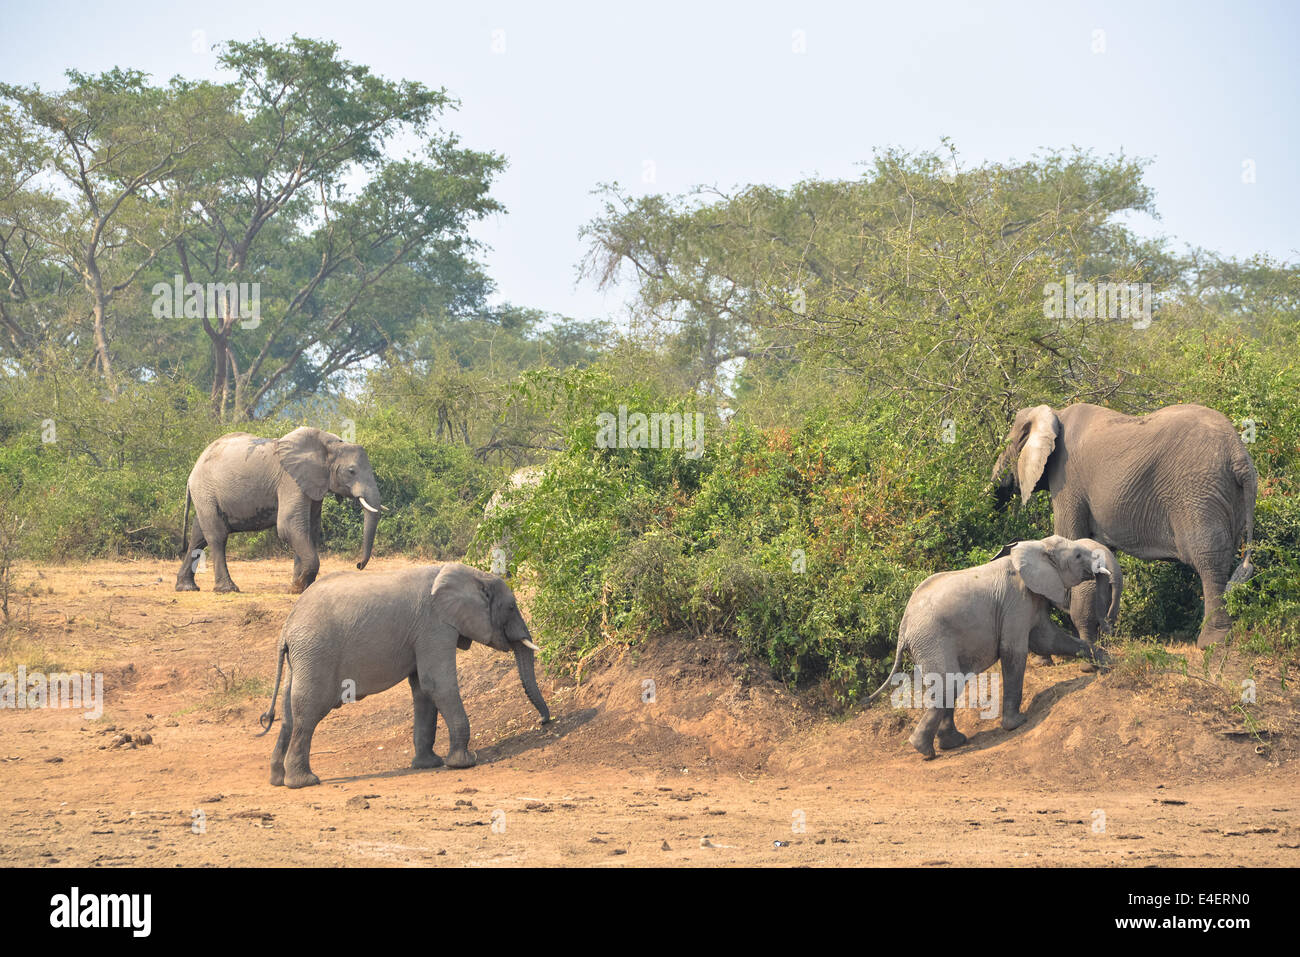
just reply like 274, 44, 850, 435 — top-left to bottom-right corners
869, 536, 1115, 759
257, 562, 552, 788
992, 536, 1124, 659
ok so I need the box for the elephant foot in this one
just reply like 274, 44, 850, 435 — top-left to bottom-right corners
284, 771, 320, 789
411, 753, 444, 770
1196, 626, 1229, 649
908, 732, 936, 760
1001, 712, 1027, 732
445, 749, 476, 769
937, 730, 968, 751
213, 582, 240, 594
175, 580, 199, 592
1030, 654, 1054, 667
270, 767, 285, 787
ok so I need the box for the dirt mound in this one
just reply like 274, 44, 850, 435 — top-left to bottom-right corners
766, 655, 1292, 788
3, 559, 1297, 867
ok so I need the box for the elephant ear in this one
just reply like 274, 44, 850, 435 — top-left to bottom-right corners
430, 563, 494, 645
992, 542, 1019, 560
1010, 540, 1067, 606
274, 427, 342, 500
1014, 405, 1059, 505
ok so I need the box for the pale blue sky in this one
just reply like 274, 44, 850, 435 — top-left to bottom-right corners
3, 0, 1296, 323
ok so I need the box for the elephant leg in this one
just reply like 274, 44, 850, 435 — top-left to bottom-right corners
936, 709, 967, 751
283, 678, 328, 789
270, 675, 293, 787
281, 514, 320, 594
207, 529, 239, 593
420, 661, 473, 769
175, 523, 207, 592
408, 674, 443, 769
1192, 553, 1232, 648
310, 498, 323, 551
999, 649, 1028, 731
908, 707, 944, 759
1030, 620, 1108, 666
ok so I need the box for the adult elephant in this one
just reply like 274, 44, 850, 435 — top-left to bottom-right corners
175, 427, 382, 594
992, 403, 1256, 647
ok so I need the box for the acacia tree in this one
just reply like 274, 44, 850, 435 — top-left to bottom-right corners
0, 70, 235, 388
166, 36, 502, 420
581, 148, 1178, 434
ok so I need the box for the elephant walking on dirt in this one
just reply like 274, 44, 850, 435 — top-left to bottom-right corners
176, 427, 382, 594
993, 403, 1256, 648
870, 536, 1115, 759
257, 563, 552, 788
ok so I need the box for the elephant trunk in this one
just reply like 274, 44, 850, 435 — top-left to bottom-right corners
357, 491, 380, 570
1094, 551, 1123, 633
513, 643, 551, 724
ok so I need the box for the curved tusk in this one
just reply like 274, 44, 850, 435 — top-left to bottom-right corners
358, 497, 380, 513
522, 639, 540, 652
1094, 566, 1111, 577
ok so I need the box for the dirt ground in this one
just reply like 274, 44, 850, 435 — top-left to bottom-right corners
2, 558, 1298, 867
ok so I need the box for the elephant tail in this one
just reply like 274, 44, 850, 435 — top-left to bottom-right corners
256, 641, 289, 736
1227, 447, 1257, 591
865, 626, 907, 704
179, 486, 192, 560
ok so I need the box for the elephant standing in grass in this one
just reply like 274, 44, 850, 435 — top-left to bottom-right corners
176, 427, 382, 594
869, 536, 1115, 759
993, 403, 1256, 648
257, 562, 551, 789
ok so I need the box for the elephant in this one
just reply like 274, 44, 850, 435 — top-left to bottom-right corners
175, 427, 382, 594
991, 536, 1123, 659
257, 562, 552, 788
992, 403, 1256, 648
868, 536, 1115, 758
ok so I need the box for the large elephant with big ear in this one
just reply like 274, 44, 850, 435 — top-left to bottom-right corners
992, 403, 1256, 648
175, 427, 383, 594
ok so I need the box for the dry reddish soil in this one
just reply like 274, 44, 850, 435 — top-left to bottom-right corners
2, 558, 1298, 867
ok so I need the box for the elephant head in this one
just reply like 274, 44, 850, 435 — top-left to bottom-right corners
1010, 535, 1113, 606
429, 562, 551, 723
992, 405, 1060, 507
1076, 537, 1123, 633
274, 426, 383, 569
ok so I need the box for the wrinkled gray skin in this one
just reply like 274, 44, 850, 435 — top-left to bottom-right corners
258, 562, 552, 788
869, 536, 1115, 759
993, 404, 1256, 648
175, 427, 382, 594
992, 536, 1123, 662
